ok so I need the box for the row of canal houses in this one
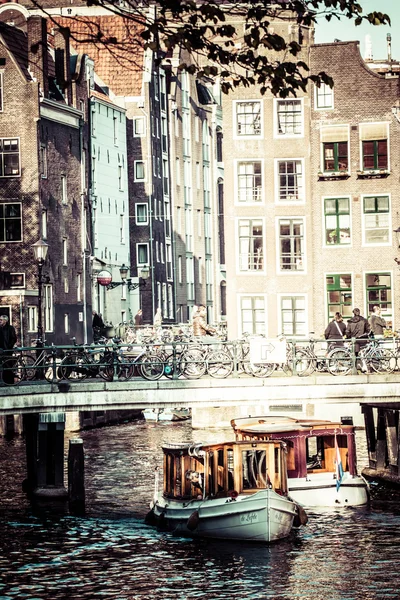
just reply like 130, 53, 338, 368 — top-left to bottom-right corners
1, 2, 400, 345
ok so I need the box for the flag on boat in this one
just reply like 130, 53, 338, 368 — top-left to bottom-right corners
335, 435, 344, 491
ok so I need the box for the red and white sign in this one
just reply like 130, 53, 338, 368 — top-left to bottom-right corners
97, 270, 112, 286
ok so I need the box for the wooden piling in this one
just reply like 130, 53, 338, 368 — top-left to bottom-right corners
68, 438, 85, 515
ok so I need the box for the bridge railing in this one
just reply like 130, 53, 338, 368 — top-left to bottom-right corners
0, 334, 398, 386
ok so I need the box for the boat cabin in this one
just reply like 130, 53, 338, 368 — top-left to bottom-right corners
230, 417, 357, 479
161, 440, 289, 500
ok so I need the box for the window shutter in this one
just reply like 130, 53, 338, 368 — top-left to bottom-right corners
360, 122, 388, 140
320, 126, 348, 143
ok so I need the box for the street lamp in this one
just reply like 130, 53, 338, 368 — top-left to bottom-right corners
32, 239, 49, 344
106, 264, 150, 291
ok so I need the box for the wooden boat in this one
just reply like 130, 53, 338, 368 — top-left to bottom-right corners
230, 416, 369, 507
146, 438, 307, 543
142, 408, 191, 422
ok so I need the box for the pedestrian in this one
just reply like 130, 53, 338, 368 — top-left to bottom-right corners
345, 308, 370, 356
153, 307, 162, 329
92, 310, 104, 341
192, 304, 216, 337
369, 305, 387, 338
0, 314, 17, 385
324, 312, 346, 348
134, 309, 143, 330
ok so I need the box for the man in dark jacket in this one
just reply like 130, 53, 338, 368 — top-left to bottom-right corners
345, 308, 370, 355
369, 305, 387, 337
0, 315, 17, 385
325, 312, 346, 348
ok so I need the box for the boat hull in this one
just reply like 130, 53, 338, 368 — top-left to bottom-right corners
143, 408, 191, 422
150, 489, 297, 542
288, 473, 369, 507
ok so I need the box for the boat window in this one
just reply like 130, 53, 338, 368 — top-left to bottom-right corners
306, 436, 324, 470
242, 449, 268, 489
227, 449, 234, 490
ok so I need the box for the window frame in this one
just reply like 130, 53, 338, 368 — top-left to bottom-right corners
274, 98, 304, 138
136, 242, 149, 266
134, 160, 146, 182
325, 273, 353, 322
236, 217, 265, 274
323, 196, 352, 248
44, 283, 54, 333
314, 82, 334, 110
359, 122, 390, 172
364, 271, 392, 323
278, 294, 308, 338
233, 100, 263, 139
235, 159, 264, 205
135, 203, 149, 226
0, 137, 21, 178
276, 217, 306, 274
133, 116, 146, 137
0, 202, 23, 243
237, 294, 267, 336
362, 194, 391, 247
275, 158, 305, 204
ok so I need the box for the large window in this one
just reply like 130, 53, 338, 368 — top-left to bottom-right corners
360, 123, 389, 171
324, 198, 351, 246
280, 296, 306, 336
277, 159, 304, 202
278, 219, 304, 271
276, 100, 303, 136
238, 219, 264, 272
0, 138, 20, 177
134, 160, 146, 182
237, 161, 262, 203
366, 273, 392, 319
315, 82, 333, 110
326, 274, 352, 320
320, 126, 349, 173
0, 203, 22, 242
363, 195, 390, 245
240, 296, 266, 335
136, 243, 149, 265
235, 101, 262, 136
135, 203, 148, 225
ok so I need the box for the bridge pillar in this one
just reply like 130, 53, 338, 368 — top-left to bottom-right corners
34, 413, 68, 499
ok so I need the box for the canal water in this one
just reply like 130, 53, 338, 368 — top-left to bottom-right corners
1, 419, 400, 600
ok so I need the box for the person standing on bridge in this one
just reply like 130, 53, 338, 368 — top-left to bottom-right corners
193, 305, 216, 337
345, 308, 370, 356
369, 305, 387, 338
0, 315, 17, 385
324, 312, 346, 348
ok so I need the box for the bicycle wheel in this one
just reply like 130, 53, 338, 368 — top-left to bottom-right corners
206, 350, 233, 379
370, 348, 396, 374
20, 354, 36, 380
249, 362, 276, 378
2, 356, 22, 386
179, 348, 206, 380
116, 356, 135, 381
60, 353, 88, 380
327, 348, 353, 376
294, 350, 315, 377
163, 353, 182, 379
139, 354, 164, 380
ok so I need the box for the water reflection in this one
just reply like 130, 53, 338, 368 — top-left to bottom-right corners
1, 420, 400, 599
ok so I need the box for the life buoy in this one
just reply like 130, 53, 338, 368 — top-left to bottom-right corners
186, 510, 200, 531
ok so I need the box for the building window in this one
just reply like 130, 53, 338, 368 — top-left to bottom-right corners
0, 203, 22, 242
237, 161, 262, 203
64, 277, 69, 294
324, 197, 351, 246
113, 114, 118, 145
0, 138, 20, 177
120, 214, 125, 244
166, 243, 172, 279
235, 101, 261, 136
366, 273, 392, 319
63, 239, 68, 265
276, 159, 304, 202
77, 274, 81, 302
185, 207, 193, 252
134, 117, 146, 137
161, 117, 167, 153
276, 100, 303, 136
176, 158, 181, 186
363, 195, 390, 245
326, 274, 352, 320
168, 284, 173, 319
163, 159, 169, 195
118, 162, 124, 191
27, 306, 38, 332
64, 313, 69, 334
315, 82, 333, 109
240, 296, 265, 335
10, 273, 25, 288
320, 126, 349, 172
134, 160, 146, 182
135, 203, 148, 225
278, 218, 304, 271
44, 284, 53, 332
40, 144, 47, 178
178, 255, 182, 283
186, 256, 194, 300
360, 123, 389, 171
42, 210, 47, 239
280, 296, 306, 336
61, 175, 67, 204
238, 219, 264, 272
137, 243, 149, 265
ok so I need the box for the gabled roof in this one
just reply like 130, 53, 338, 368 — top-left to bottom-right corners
0, 21, 31, 81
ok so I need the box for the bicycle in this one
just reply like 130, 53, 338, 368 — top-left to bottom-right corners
357, 337, 396, 374
294, 335, 353, 377
19, 340, 59, 382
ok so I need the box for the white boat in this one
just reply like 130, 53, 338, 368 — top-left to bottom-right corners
146, 439, 307, 543
231, 416, 369, 508
142, 408, 191, 422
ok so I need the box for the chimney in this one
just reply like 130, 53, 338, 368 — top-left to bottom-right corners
54, 27, 72, 105
387, 33, 392, 62
27, 16, 49, 98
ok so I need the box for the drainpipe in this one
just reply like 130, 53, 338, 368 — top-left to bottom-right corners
79, 120, 88, 344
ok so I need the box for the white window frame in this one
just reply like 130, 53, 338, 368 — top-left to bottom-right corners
236, 217, 266, 275
233, 100, 263, 139
314, 82, 334, 110
77, 273, 81, 302
274, 158, 305, 204
27, 306, 38, 332
275, 216, 307, 275
322, 195, 352, 249
234, 159, 264, 205
63, 239, 68, 265
10, 273, 25, 288
136, 242, 149, 266
42, 210, 47, 240
40, 144, 48, 179
61, 175, 67, 204
278, 293, 308, 338
237, 294, 268, 337
363, 270, 394, 327
44, 284, 54, 333
178, 255, 182, 284
64, 313, 69, 334
361, 193, 392, 247
134, 160, 146, 182
274, 98, 304, 138
133, 116, 146, 137
135, 203, 148, 225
